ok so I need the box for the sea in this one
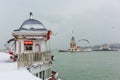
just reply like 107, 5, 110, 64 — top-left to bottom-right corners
51, 50, 120, 80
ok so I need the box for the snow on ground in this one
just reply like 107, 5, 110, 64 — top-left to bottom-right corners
0, 52, 41, 80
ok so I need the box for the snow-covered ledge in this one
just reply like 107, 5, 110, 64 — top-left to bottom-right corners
0, 52, 41, 80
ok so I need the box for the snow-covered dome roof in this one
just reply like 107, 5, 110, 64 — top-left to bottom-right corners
19, 19, 47, 31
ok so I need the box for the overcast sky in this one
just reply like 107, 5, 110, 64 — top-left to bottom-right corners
0, 0, 120, 49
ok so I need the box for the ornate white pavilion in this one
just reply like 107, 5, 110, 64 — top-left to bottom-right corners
12, 12, 52, 80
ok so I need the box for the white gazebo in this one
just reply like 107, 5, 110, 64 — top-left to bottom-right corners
12, 12, 52, 80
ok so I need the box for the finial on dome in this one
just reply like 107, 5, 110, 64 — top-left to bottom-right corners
29, 12, 33, 19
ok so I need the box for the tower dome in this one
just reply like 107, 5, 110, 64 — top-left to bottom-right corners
19, 12, 47, 31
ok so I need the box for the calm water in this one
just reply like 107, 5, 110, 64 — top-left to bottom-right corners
51, 50, 120, 80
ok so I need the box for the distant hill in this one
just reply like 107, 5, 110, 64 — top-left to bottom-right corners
109, 43, 120, 49
91, 43, 120, 50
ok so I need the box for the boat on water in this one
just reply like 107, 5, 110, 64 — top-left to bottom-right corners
59, 37, 91, 52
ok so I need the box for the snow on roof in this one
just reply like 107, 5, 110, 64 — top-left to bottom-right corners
0, 52, 41, 80
19, 19, 47, 31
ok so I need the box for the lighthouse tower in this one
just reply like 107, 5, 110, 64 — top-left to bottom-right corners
70, 37, 76, 51
12, 12, 52, 79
